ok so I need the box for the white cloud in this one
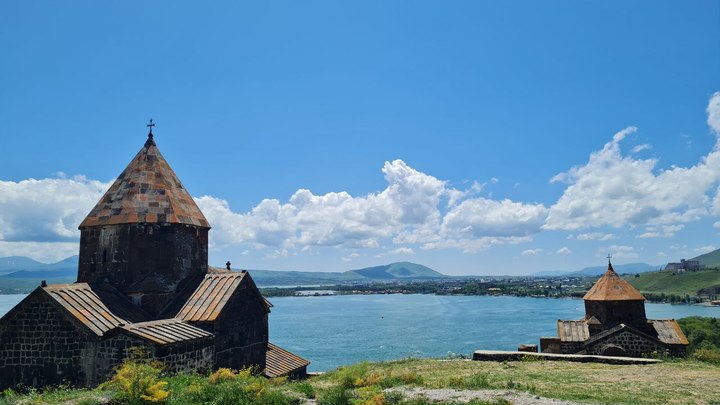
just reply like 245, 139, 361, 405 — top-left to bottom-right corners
341, 252, 361, 262
636, 224, 685, 239
521, 248, 543, 256
545, 115, 720, 230
389, 247, 415, 255
0, 241, 79, 263
575, 232, 616, 241
602, 245, 638, 259
557, 247, 571, 254
198, 159, 546, 254
657, 252, 667, 257
708, 91, 720, 134
0, 176, 111, 242
632, 144, 652, 153
694, 245, 717, 254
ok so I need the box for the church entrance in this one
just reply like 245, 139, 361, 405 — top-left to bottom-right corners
601, 344, 627, 357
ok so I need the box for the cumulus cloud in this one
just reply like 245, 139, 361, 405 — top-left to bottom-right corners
0, 176, 111, 242
556, 247, 571, 254
602, 245, 638, 259
545, 117, 720, 230
389, 247, 415, 255
636, 224, 685, 239
574, 232, 616, 241
521, 248, 543, 256
198, 159, 547, 254
708, 91, 720, 134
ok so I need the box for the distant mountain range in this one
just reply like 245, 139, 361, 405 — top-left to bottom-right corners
533, 248, 720, 278
0, 257, 446, 292
246, 262, 447, 286
0, 256, 78, 276
533, 262, 662, 277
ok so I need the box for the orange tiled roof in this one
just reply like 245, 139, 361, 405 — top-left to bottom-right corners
557, 320, 589, 342
651, 319, 689, 345
120, 318, 213, 345
264, 343, 310, 378
43, 283, 148, 336
583, 262, 645, 301
176, 272, 247, 322
79, 135, 210, 228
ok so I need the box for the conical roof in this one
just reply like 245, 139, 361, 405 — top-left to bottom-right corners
79, 134, 210, 229
583, 261, 645, 301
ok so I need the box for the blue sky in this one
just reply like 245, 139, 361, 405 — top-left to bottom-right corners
1, 1, 719, 275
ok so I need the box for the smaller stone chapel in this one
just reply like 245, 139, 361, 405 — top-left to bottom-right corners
540, 259, 688, 357
0, 125, 309, 389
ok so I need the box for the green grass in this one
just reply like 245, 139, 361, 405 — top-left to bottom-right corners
628, 268, 720, 296
3, 358, 720, 404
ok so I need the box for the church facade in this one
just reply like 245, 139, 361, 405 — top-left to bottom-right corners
0, 129, 308, 389
540, 260, 688, 357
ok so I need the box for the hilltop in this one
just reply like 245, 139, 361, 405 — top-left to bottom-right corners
628, 267, 720, 297
691, 247, 720, 268
247, 262, 446, 286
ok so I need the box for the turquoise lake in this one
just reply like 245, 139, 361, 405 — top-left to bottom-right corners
2, 293, 719, 372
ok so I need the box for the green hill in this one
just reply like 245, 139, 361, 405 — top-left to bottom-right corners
628, 268, 720, 296
348, 262, 445, 279
692, 247, 720, 268
245, 262, 445, 286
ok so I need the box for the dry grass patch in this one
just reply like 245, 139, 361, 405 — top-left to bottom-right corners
314, 358, 720, 404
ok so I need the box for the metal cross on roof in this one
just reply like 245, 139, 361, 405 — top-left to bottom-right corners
147, 118, 155, 135
607, 254, 612, 262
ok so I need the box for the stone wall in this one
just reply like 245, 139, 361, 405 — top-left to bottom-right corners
92, 333, 214, 385
154, 339, 214, 374
77, 223, 208, 316
0, 292, 92, 389
585, 330, 667, 357
208, 281, 269, 371
584, 300, 647, 327
559, 342, 584, 354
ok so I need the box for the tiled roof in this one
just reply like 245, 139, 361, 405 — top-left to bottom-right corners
176, 272, 248, 322
264, 343, 310, 378
79, 135, 210, 229
120, 318, 213, 345
43, 283, 148, 336
583, 262, 645, 301
557, 320, 589, 342
651, 319, 689, 345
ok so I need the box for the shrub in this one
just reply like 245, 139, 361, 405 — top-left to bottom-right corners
692, 348, 720, 365
294, 381, 316, 399
101, 359, 168, 404
317, 385, 353, 405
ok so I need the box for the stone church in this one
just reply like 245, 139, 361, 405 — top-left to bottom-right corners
0, 127, 309, 389
541, 260, 688, 357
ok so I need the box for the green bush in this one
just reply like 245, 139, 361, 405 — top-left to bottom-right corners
317, 385, 353, 405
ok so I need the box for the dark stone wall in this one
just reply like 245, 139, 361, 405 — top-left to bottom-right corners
0, 292, 93, 389
77, 223, 208, 316
154, 339, 215, 374
93, 334, 215, 384
207, 281, 269, 371
584, 300, 647, 327
584, 330, 667, 357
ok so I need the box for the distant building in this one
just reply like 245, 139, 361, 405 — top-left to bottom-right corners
0, 128, 308, 390
540, 260, 688, 357
664, 259, 702, 272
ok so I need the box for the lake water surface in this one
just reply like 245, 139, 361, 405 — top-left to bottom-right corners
2, 293, 718, 372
